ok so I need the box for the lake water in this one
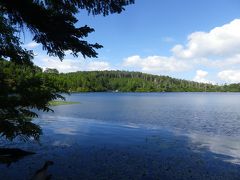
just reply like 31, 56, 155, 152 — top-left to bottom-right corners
1, 92, 240, 179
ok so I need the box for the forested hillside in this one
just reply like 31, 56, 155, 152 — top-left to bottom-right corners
44, 70, 240, 92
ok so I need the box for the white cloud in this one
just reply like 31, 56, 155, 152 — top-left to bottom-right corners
123, 55, 190, 73
196, 54, 240, 69
30, 18, 240, 84
218, 70, 240, 83
172, 19, 240, 59
193, 70, 213, 84
122, 19, 240, 83
87, 61, 111, 71
194, 70, 208, 79
24, 41, 39, 48
35, 56, 111, 73
40, 57, 81, 72
123, 55, 141, 66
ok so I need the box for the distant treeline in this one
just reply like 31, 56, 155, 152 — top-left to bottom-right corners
44, 69, 240, 92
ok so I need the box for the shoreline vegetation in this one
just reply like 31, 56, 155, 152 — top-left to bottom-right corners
44, 70, 240, 92
49, 101, 79, 106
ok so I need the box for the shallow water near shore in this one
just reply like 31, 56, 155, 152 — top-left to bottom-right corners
1, 92, 240, 179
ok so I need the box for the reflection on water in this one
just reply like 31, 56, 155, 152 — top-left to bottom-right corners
185, 132, 240, 165
54, 127, 78, 135
1, 93, 240, 179
1, 116, 238, 179
44, 115, 240, 167
53, 93, 240, 137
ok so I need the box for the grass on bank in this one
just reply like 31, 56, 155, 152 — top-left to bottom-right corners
49, 100, 79, 106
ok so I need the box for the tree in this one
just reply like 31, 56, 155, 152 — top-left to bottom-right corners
44, 68, 59, 74
0, 0, 134, 60
0, 59, 66, 141
0, 0, 134, 141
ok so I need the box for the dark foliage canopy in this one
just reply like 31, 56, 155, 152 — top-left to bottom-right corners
0, 59, 67, 141
0, 0, 134, 141
0, 0, 134, 60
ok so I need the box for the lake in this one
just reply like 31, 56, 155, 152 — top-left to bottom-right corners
1, 92, 240, 179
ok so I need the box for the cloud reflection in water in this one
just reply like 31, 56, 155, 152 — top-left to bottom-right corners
186, 132, 240, 165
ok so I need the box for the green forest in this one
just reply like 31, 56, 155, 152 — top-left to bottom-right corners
44, 68, 240, 92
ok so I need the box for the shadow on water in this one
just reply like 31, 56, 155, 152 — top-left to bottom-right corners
31, 161, 54, 180
0, 148, 35, 167
0, 117, 42, 166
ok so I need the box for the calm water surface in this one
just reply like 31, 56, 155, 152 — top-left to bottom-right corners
1, 92, 240, 179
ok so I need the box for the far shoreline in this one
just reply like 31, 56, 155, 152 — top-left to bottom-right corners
49, 100, 80, 106
67, 91, 240, 93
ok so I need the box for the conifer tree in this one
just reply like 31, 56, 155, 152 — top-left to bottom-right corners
0, 0, 134, 140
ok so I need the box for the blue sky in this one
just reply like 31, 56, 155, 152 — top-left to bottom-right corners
22, 0, 240, 84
